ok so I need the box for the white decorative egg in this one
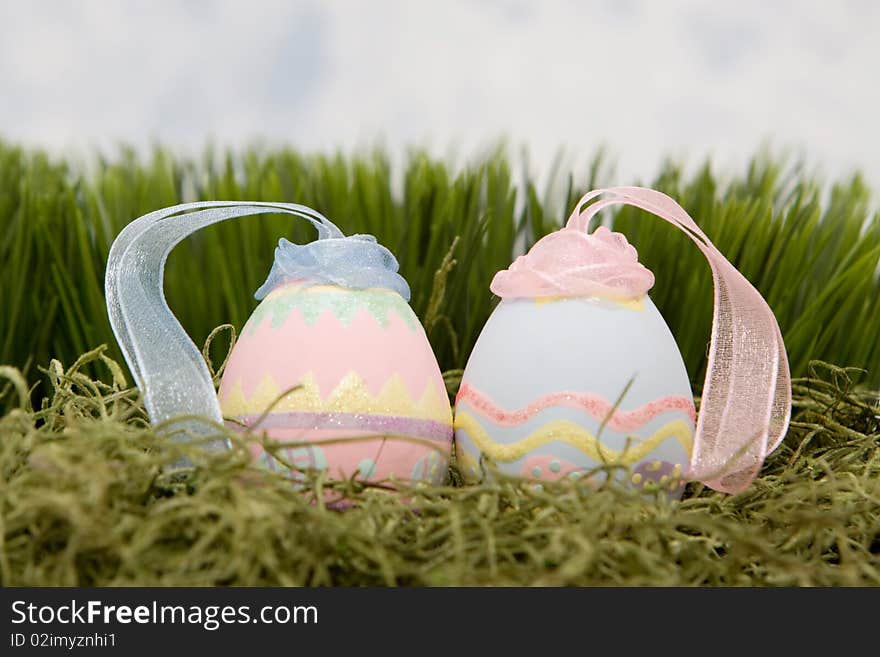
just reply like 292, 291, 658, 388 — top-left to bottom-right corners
453, 226, 695, 496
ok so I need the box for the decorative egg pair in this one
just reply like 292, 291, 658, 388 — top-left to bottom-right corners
106, 189, 790, 497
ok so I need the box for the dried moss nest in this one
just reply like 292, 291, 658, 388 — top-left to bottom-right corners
1, 347, 878, 586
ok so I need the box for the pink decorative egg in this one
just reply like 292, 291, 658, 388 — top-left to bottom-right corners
218, 281, 452, 486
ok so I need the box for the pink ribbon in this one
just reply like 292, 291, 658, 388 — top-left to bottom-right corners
491, 225, 655, 300
562, 187, 791, 493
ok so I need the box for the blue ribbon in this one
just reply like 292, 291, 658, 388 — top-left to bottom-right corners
255, 234, 410, 301
104, 201, 409, 445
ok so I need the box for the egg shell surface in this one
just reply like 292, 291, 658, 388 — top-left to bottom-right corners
219, 281, 452, 486
454, 295, 695, 496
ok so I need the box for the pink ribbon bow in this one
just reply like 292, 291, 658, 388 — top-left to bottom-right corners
559, 187, 791, 493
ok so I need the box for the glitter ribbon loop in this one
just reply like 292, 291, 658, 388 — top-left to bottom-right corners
566, 187, 791, 493
105, 201, 408, 443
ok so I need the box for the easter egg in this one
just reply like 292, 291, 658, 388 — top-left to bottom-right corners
453, 226, 695, 496
219, 280, 452, 486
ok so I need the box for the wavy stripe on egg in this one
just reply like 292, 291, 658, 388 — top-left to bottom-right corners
455, 383, 696, 432
454, 412, 693, 465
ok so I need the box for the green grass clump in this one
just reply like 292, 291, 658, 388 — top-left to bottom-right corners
0, 347, 877, 586
1, 141, 878, 396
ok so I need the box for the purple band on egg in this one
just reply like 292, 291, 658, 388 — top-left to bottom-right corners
231, 411, 453, 443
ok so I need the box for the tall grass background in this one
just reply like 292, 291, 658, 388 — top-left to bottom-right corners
1, 140, 878, 397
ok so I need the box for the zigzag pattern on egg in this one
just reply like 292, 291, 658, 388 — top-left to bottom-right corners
245, 284, 420, 333
220, 371, 452, 432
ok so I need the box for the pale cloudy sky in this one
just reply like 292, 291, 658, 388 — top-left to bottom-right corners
1, 0, 878, 190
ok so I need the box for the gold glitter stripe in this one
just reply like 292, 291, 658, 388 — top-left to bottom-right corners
221, 371, 453, 425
